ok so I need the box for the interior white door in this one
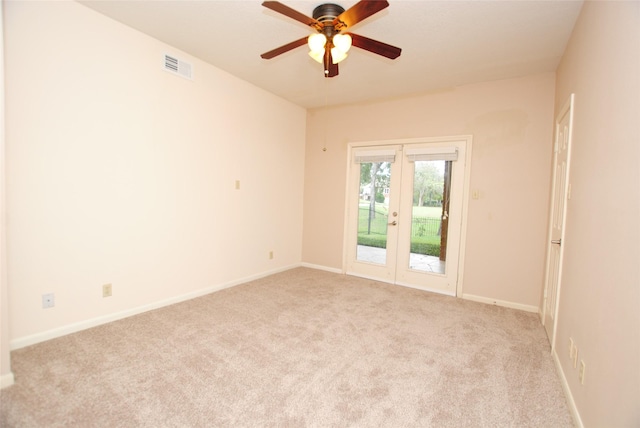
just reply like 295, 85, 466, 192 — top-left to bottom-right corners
345, 140, 468, 296
543, 94, 574, 347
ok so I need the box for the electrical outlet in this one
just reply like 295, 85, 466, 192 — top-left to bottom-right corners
579, 360, 586, 384
102, 283, 112, 298
569, 338, 575, 358
42, 293, 55, 309
269, 251, 274, 260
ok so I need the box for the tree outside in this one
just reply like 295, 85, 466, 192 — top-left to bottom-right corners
413, 161, 444, 207
357, 160, 447, 258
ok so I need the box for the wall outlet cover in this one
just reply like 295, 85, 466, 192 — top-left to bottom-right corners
42, 293, 55, 309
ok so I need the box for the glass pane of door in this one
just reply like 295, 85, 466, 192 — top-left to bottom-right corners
356, 161, 392, 264
407, 160, 452, 274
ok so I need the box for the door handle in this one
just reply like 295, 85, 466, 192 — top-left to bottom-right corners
388, 221, 397, 226
551, 239, 562, 245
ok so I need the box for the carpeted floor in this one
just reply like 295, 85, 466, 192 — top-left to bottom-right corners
1, 267, 573, 427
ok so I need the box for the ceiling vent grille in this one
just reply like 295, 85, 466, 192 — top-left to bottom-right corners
163, 53, 193, 80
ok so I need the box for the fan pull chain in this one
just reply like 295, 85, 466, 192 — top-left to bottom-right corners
322, 78, 328, 152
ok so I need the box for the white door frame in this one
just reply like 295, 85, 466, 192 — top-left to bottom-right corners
541, 94, 574, 350
342, 136, 473, 297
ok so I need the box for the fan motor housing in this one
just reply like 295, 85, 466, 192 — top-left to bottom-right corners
312, 3, 345, 23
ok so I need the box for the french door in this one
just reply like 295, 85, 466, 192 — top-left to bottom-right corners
345, 139, 470, 296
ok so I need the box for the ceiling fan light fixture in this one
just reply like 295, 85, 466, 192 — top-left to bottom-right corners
308, 33, 327, 52
330, 33, 351, 63
308, 50, 325, 63
330, 47, 348, 64
332, 33, 352, 53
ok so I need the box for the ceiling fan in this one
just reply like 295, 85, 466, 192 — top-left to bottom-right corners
260, 0, 402, 78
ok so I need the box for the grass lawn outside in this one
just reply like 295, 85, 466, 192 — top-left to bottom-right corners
357, 202, 443, 256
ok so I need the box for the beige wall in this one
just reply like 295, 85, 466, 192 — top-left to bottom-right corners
4, 1, 306, 346
553, 1, 640, 426
1, 1, 14, 387
303, 73, 556, 309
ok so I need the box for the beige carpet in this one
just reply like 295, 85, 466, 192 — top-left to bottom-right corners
1, 267, 573, 427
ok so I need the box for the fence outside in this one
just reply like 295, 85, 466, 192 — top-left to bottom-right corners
411, 216, 441, 237
358, 207, 441, 237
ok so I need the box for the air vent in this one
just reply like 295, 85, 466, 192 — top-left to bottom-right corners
163, 53, 193, 80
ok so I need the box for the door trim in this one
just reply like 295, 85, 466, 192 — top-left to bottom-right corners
342, 136, 473, 297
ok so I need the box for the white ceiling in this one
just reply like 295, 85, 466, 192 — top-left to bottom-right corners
78, 0, 583, 109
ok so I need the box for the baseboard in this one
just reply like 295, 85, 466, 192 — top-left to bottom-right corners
10, 263, 300, 350
345, 270, 394, 285
299, 262, 343, 274
394, 280, 456, 297
462, 293, 539, 313
552, 348, 584, 428
1, 371, 15, 389
301, 271, 534, 310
